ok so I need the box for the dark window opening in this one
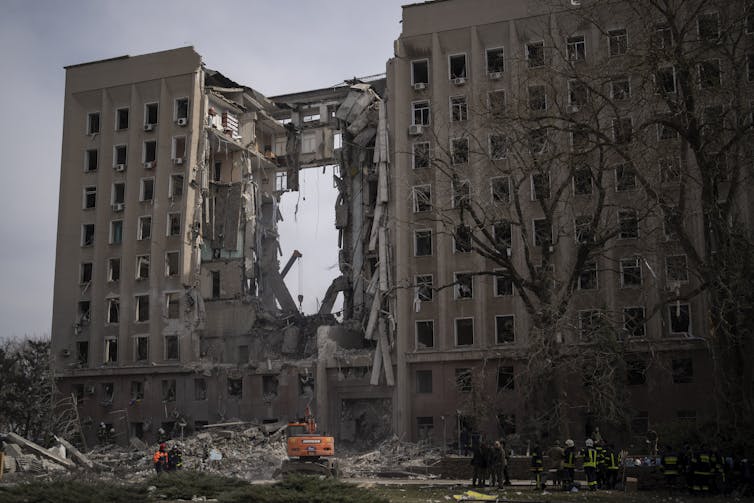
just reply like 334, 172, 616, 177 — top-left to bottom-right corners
416, 320, 434, 349
412, 60, 429, 85
416, 370, 433, 393
497, 366, 515, 390
456, 318, 474, 345
162, 379, 176, 402
496, 315, 515, 344
449, 54, 467, 79
455, 368, 472, 392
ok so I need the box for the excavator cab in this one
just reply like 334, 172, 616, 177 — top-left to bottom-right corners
279, 406, 339, 477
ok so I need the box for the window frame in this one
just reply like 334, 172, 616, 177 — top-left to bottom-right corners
454, 317, 474, 346
454, 272, 473, 300
620, 257, 643, 288
608, 28, 628, 56
415, 274, 433, 302
668, 303, 692, 336
448, 52, 468, 80
412, 141, 431, 169
490, 176, 511, 204
115, 107, 129, 131
137, 215, 152, 241
411, 59, 430, 86
566, 34, 586, 61
486, 46, 505, 74
416, 320, 435, 350
135, 294, 150, 323
495, 314, 515, 344
411, 100, 431, 126
144, 102, 159, 126
174, 97, 190, 121
623, 306, 646, 338
414, 229, 432, 257
450, 95, 468, 122
83, 186, 97, 209
412, 184, 432, 213
526, 40, 545, 68
86, 111, 101, 135
135, 254, 150, 281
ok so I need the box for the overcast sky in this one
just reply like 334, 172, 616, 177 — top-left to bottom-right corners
0, 0, 407, 340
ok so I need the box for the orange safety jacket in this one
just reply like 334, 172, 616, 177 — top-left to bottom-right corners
153, 450, 168, 465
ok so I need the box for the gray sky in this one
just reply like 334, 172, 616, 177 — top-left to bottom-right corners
0, 0, 407, 340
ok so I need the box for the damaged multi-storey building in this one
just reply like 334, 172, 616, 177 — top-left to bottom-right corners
53, 0, 752, 449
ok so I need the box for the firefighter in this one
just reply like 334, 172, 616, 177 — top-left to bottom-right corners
530, 442, 545, 490
596, 443, 607, 488
661, 444, 680, 490
692, 444, 713, 493
153, 442, 169, 474
582, 438, 598, 491
606, 443, 620, 490
167, 445, 183, 471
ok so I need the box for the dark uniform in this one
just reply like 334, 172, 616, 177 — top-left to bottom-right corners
596, 445, 607, 488
530, 444, 545, 490
167, 446, 183, 471
661, 446, 680, 489
471, 444, 487, 486
691, 447, 712, 493
582, 442, 598, 491
606, 445, 620, 489
563, 442, 576, 491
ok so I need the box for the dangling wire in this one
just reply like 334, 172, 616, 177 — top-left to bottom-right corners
297, 255, 304, 312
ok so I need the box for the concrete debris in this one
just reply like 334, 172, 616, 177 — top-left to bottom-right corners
5, 432, 76, 470
341, 435, 441, 479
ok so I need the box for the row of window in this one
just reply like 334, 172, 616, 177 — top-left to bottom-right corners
85, 98, 189, 135
74, 335, 179, 368
83, 175, 184, 211
80, 213, 181, 246
79, 251, 181, 285
83, 137, 187, 172
78, 290, 182, 326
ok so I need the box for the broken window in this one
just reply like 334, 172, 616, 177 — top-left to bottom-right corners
165, 293, 180, 319
214, 162, 222, 181
112, 182, 125, 205
170, 174, 184, 198
568, 80, 588, 107
578, 260, 598, 290
698, 11, 719, 41
415, 275, 433, 302
529, 128, 547, 154
135, 294, 149, 322
567, 35, 586, 61
114, 145, 127, 166
194, 378, 207, 401
621, 257, 642, 287
416, 320, 434, 349
107, 297, 119, 324
574, 216, 594, 244
573, 167, 592, 195
168, 213, 181, 236
449, 53, 467, 79
80, 262, 93, 284
413, 142, 430, 169
571, 124, 590, 151
172, 136, 186, 160
454, 272, 473, 299
87, 112, 100, 134
144, 140, 157, 163
579, 309, 603, 340
698, 59, 721, 89
414, 230, 432, 257
452, 180, 470, 208
412, 100, 430, 126
85, 149, 98, 172
613, 117, 633, 144
486, 47, 504, 73
454, 224, 472, 253
105, 338, 118, 363
488, 90, 506, 116
532, 172, 550, 200
654, 23, 673, 48
659, 156, 681, 183
491, 177, 510, 204
497, 366, 515, 390
624, 307, 646, 337
663, 206, 681, 240
78, 300, 91, 323
608, 28, 628, 56
115, 108, 128, 131
450, 96, 468, 121
527, 41, 545, 68
107, 257, 120, 282
615, 163, 636, 191
138, 216, 151, 240
165, 335, 179, 360
211, 271, 221, 298
145, 103, 159, 126
666, 254, 689, 282
533, 219, 551, 246
76, 341, 88, 366
301, 131, 317, 153
136, 255, 150, 280
611, 78, 630, 100
496, 315, 515, 344
493, 220, 512, 249
417, 417, 434, 439
73, 384, 85, 404
455, 368, 473, 391
495, 272, 513, 296
656, 66, 676, 93
528, 85, 546, 111
262, 376, 278, 400
412, 185, 432, 212
618, 210, 638, 239
672, 358, 694, 383
84, 186, 96, 209
135, 336, 148, 361
175, 98, 189, 121
162, 379, 176, 402
416, 370, 432, 393
102, 382, 114, 402
451, 137, 468, 164
166, 252, 180, 277
140, 178, 154, 201
489, 135, 507, 160
131, 381, 144, 400
627, 359, 647, 385
411, 59, 429, 85
455, 318, 474, 346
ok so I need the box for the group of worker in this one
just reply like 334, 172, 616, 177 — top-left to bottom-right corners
660, 444, 752, 495
469, 439, 513, 488
152, 442, 184, 473
530, 437, 621, 491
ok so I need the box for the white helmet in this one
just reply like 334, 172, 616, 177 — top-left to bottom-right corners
586, 438, 594, 447
565, 439, 574, 447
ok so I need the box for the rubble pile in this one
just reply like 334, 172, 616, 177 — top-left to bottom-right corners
342, 435, 442, 479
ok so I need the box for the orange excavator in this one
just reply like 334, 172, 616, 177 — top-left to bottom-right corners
279, 405, 339, 477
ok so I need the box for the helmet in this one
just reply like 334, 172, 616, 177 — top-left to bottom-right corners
565, 439, 574, 447
585, 438, 594, 447
159, 442, 167, 451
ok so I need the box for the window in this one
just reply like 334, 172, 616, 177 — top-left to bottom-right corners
608, 28, 628, 56
578, 260, 598, 290
78, 301, 91, 325
145, 103, 159, 126
658, 118, 678, 140
611, 78, 630, 100
175, 98, 189, 121
275, 171, 288, 192
529, 128, 547, 154
656, 66, 676, 93
413, 142, 430, 169
613, 117, 633, 144
531, 172, 550, 200
302, 111, 320, 123
568, 80, 588, 107
79, 262, 93, 284
135, 337, 148, 361
533, 219, 551, 246
211, 271, 221, 298
416, 370, 433, 393
170, 174, 184, 198
494, 272, 513, 296
654, 24, 673, 48
663, 206, 680, 240
110, 183, 125, 206
668, 303, 691, 335
414, 230, 432, 256
454, 224, 472, 253
411, 59, 429, 85
136, 255, 150, 280
486, 47, 504, 74
105, 338, 118, 363
621, 257, 642, 287
108, 258, 120, 282
455, 368, 473, 391
660, 157, 681, 182
574, 216, 594, 244
85, 149, 98, 172
138, 216, 151, 240
107, 297, 120, 324
454, 272, 473, 299
491, 177, 510, 203
567, 35, 586, 61
137, 179, 153, 203
416, 320, 434, 349
416, 275, 433, 302
496, 315, 515, 344
412, 101, 430, 125
666, 254, 688, 282
456, 318, 474, 346
497, 366, 515, 390
627, 359, 647, 385
82, 224, 95, 246
116, 108, 129, 131
451, 137, 469, 165
489, 135, 507, 160
449, 53, 467, 79
528, 85, 547, 111
624, 307, 646, 337
162, 379, 176, 401
579, 309, 602, 340
144, 140, 157, 163
573, 167, 592, 195
194, 378, 207, 401
615, 163, 636, 191
527, 41, 545, 68
83, 186, 96, 209
135, 295, 149, 322
672, 358, 694, 383
493, 220, 512, 248
412, 185, 432, 212
168, 213, 181, 236
450, 96, 468, 121
87, 112, 100, 134
488, 90, 506, 116
172, 136, 186, 161
452, 180, 470, 208
570, 124, 590, 151
166, 251, 180, 277
301, 132, 317, 153
131, 381, 144, 400
111, 146, 127, 168
698, 12, 719, 41
748, 54, 754, 82
698, 59, 721, 88
165, 293, 180, 319
618, 210, 638, 239
165, 335, 179, 360
748, 14, 754, 34
110, 220, 123, 245
76, 341, 88, 366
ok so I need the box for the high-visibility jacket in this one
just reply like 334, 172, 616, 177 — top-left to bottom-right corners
693, 452, 712, 476
597, 446, 607, 468
563, 447, 576, 468
582, 447, 598, 468
662, 454, 679, 475
607, 451, 620, 471
530, 450, 544, 472
153, 450, 168, 466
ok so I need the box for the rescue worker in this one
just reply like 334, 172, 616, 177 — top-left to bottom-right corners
153, 442, 169, 474
470, 441, 486, 487
501, 439, 512, 486
490, 440, 503, 487
605, 443, 620, 490
548, 440, 564, 489
596, 443, 607, 488
582, 438, 598, 491
710, 445, 724, 493
530, 442, 545, 490
563, 439, 576, 491
661, 444, 680, 490
692, 444, 712, 493
167, 445, 183, 471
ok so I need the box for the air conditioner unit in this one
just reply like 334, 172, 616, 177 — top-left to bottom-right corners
408, 124, 424, 136
413, 82, 427, 91
452, 77, 466, 86
112, 203, 125, 212
144, 123, 154, 132
488, 72, 503, 80
144, 161, 155, 169
173, 157, 184, 165
113, 164, 125, 172
176, 118, 188, 127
